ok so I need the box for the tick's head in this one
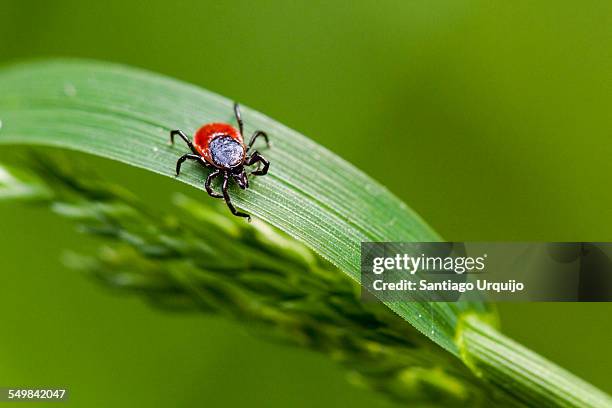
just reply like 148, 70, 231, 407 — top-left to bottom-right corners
232, 167, 249, 189
209, 135, 245, 169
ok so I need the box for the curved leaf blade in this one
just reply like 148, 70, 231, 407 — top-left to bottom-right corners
0, 59, 492, 353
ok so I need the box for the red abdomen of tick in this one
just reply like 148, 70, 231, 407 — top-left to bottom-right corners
193, 123, 244, 164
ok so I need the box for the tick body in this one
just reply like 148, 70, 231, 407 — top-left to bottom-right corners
170, 103, 270, 220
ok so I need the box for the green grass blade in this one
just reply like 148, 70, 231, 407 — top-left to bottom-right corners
457, 314, 612, 408
0, 59, 492, 353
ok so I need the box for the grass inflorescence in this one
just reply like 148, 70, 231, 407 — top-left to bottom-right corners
0, 154, 506, 407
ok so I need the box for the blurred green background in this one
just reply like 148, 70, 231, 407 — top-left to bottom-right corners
0, 1, 611, 406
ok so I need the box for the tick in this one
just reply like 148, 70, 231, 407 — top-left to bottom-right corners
170, 103, 270, 221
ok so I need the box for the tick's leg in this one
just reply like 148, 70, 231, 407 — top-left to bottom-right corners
222, 172, 251, 220
170, 130, 198, 155
246, 151, 270, 176
205, 169, 223, 198
247, 130, 270, 151
233, 102, 244, 135
175, 154, 202, 176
